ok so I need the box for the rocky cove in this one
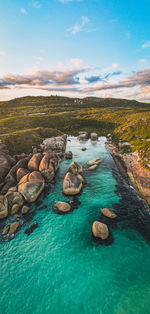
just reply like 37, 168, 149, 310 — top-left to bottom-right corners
0, 134, 150, 314
0, 132, 150, 243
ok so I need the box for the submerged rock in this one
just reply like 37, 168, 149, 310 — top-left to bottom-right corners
63, 172, 83, 195
92, 221, 109, 240
54, 201, 71, 213
25, 222, 38, 236
18, 171, 45, 203
101, 208, 117, 219
82, 147, 87, 151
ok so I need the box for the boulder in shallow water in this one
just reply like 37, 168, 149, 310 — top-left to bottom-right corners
54, 201, 71, 213
25, 222, 38, 236
78, 132, 88, 141
63, 172, 83, 195
88, 164, 98, 171
90, 133, 98, 141
67, 162, 83, 175
0, 195, 8, 219
18, 171, 45, 203
9, 221, 19, 235
92, 221, 109, 240
101, 208, 117, 219
82, 147, 87, 151
65, 151, 73, 159
87, 158, 102, 166
2, 225, 10, 236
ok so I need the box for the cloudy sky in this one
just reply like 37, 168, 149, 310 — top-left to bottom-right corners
0, 0, 150, 101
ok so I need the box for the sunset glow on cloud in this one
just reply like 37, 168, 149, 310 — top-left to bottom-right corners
0, 0, 150, 101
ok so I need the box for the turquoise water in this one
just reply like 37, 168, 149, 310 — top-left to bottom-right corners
0, 137, 150, 314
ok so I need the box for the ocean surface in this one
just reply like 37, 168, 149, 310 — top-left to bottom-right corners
0, 137, 150, 314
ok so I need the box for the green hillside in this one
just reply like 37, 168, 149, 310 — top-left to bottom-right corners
0, 96, 149, 168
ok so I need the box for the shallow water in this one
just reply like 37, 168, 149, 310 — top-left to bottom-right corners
0, 137, 150, 314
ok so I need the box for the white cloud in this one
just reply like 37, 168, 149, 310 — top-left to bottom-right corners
139, 58, 147, 64
68, 16, 89, 35
112, 63, 119, 69
142, 41, 150, 49
60, 0, 82, 3
31, 1, 41, 9
20, 8, 28, 15
0, 51, 6, 57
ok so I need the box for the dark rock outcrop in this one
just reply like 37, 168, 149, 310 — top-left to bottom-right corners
65, 151, 73, 159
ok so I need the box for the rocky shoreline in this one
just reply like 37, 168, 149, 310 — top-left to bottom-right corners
0, 135, 67, 240
106, 139, 150, 208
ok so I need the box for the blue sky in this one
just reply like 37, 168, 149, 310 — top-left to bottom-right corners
0, 0, 150, 101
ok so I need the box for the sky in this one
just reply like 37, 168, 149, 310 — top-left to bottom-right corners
0, 0, 150, 101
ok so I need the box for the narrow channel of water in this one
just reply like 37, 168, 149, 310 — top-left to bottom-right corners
0, 137, 150, 314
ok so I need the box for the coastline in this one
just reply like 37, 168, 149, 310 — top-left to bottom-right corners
106, 140, 150, 209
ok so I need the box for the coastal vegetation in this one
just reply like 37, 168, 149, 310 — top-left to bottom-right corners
0, 95, 149, 167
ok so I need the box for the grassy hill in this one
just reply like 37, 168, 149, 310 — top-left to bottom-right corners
0, 96, 149, 168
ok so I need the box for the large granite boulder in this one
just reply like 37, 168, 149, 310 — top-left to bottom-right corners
67, 162, 83, 175
28, 153, 42, 171
18, 171, 45, 203
41, 135, 67, 153
16, 168, 29, 182
63, 172, 83, 195
90, 133, 98, 141
92, 221, 109, 240
0, 195, 8, 219
39, 154, 55, 182
78, 132, 88, 141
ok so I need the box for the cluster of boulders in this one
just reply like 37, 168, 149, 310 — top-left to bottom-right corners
78, 131, 98, 141
0, 135, 67, 240
92, 208, 118, 244
87, 158, 102, 171
63, 162, 84, 195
